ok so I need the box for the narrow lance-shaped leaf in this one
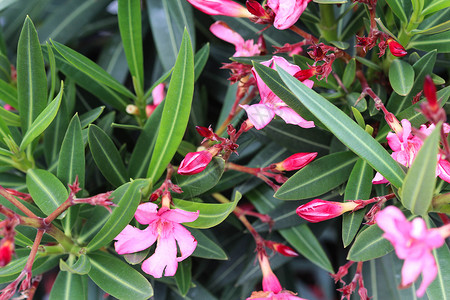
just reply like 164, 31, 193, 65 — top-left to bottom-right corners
147, 29, 194, 182
49, 270, 87, 300
276, 66, 405, 188
17, 16, 47, 132
118, 0, 144, 93
400, 123, 441, 216
347, 224, 394, 261
20, 83, 64, 150
175, 258, 192, 297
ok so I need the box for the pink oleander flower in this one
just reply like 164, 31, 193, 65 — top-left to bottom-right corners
296, 199, 361, 223
114, 203, 199, 278
242, 56, 314, 130
376, 206, 445, 297
372, 119, 450, 184
186, 0, 253, 18
146, 83, 166, 117
210, 21, 260, 57
267, 0, 312, 30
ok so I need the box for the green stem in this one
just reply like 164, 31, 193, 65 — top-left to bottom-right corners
319, 4, 338, 42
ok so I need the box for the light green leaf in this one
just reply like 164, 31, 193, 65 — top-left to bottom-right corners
88, 124, 128, 187
52, 41, 135, 99
0, 106, 20, 126
59, 255, 91, 275
342, 159, 373, 247
408, 31, 450, 53
401, 123, 441, 215
411, 20, 450, 36
342, 58, 355, 88
88, 252, 153, 300
172, 192, 241, 229
17, 16, 47, 132
118, 0, 144, 94
276, 66, 405, 188
0, 79, 17, 108
146, 29, 194, 182
276, 151, 358, 200
49, 270, 87, 300
26, 169, 68, 218
389, 60, 414, 96
384, 0, 408, 23
20, 83, 63, 150
280, 224, 334, 272
422, 0, 450, 15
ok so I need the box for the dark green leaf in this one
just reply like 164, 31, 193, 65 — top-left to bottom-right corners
0, 106, 20, 126
342, 58, 355, 88
385, 0, 408, 22
408, 31, 450, 53
79, 107, 104, 129
49, 270, 87, 300
276, 151, 358, 200
347, 225, 393, 261
277, 66, 405, 188
342, 159, 373, 247
190, 228, 228, 260
88, 252, 153, 300
175, 258, 192, 297
88, 124, 128, 187
194, 43, 209, 81
146, 29, 194, 182
0, 79, 17, 108
389, 60, 414, 96
86, 179, 147, 251
401, 123, 440, 215
17, 16, 47, 131
26, 169, 68, 218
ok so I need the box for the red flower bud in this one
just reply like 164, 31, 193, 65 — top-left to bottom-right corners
178, 151, 213, 175
294, 67, 317, 81
0, 239, 14, 267
272, 243, 298, 257
423, 75, 438, 112
196, 126, 215, 140
387, 39, 407, 57
274, 152, 317, 171
296, 199, 359, 223
246, 0, 266, 17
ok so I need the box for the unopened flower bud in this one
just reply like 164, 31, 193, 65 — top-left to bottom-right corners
274, 152, 317, 171
246, 0, 266, 17
187, 0, 253, 18
146, 104, 157, 118
423, 75, 438, 112
294, 67, 317, 81
387, 39, 407, 57
296, 199, 359, 223
0, 239, 14, 267
126, 104, 140, 116
271, 243, 298, 257
178, 150, 213, 175
196, 126, 215, 140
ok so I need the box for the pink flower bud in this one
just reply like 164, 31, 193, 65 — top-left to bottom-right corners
178, 150, 213, 175
387, 39, 407, 57
271, 243, 298, 257
296, 199, 359, 223
186, 0, 253, 18
246, 0, 266, 17
294, 67, 317, 81
0, 239, 14, 267
274, 152, 317, 171
423, 75, 438, 112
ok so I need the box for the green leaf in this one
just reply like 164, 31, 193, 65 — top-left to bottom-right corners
52, 41, 135, 99
59, 255, 91, 275
79, 107, 104, 129
389, 60, 414, 96
86, 179, 147, 251
355, 56, 383, 71
0, 106, 20, 126
194, 43, 209, 81
411, 20, 450, 36
422, 0, 450, 15
172, 157, 225, 199
385, 0, 408, 23
146, 29, 194, 182
118, 0, 144, 93
190, 228, 228, 260
26, 169, 68, 218
277, 66, 405, 188
280, 224, 334, 272
342, 159, 373, 247
401, 123, 441, 215
49, 270, 87, 300
17, 16, 47, 132
20, 83, 63, 150
172, 192, 241, 229
408, 31, 450, 53
0, 79, 17, 108
88, 124, 128, 187
175, 258, 192, 297
146, 0, 196, 71
347, 225, 393, 261
88, 252, 153, 300
342, 58, 355, 88
276, 151, 358, 200
128, 103, 164, 178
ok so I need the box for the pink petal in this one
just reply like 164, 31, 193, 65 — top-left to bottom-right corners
162, 208, 199, 223
415, 253, 438, 297
267, 0, 310, 30
386, 132, 402, 151
151, 83, 165, 106
114, 225, 157, 254
241, 104, 275, 130
372, 172, 389, 184
424, 229, 445, 249
410, 218, 427, 240
271, 56, 301, 76
186, 0, 252, 18
437, 158, 450, 183
134, 202, 159, 224
210, 21, 244, 48
399, 119, 412, 142
401, 257, 423, 287
172, 223, 197, 261
376, 206, 408, 244
142, 235, 178, 278
273, 106, 314, 128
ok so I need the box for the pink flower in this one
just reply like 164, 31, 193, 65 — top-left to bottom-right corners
242, 56, 314, 130
296, 199, 361, 223
267, 0, 311, 30
210, 21, 260, 57
376, 206, 445, 297
186, 0, 253, 18
146, 83, 166, 117
114, 203, 199, 278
